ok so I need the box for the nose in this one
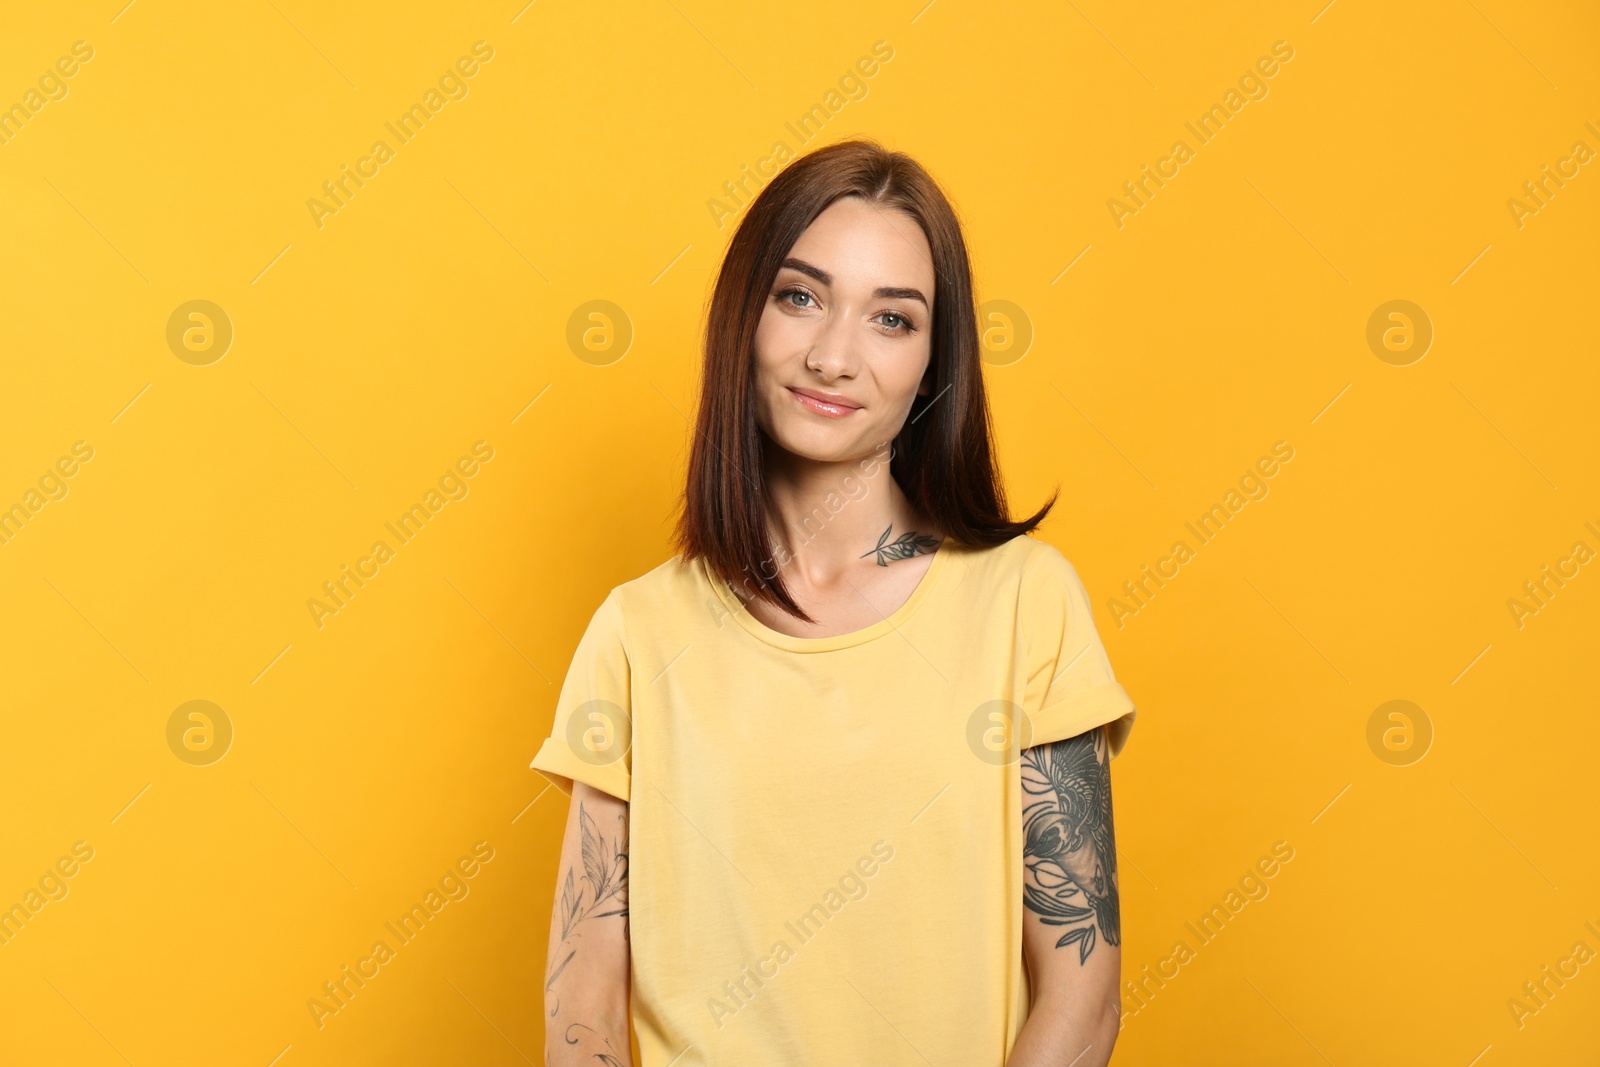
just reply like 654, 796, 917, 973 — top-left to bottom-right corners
804, 308, 860, 381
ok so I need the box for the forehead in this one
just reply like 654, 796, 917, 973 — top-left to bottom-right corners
784, 197, 935, 295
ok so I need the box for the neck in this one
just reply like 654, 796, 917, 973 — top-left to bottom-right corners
760, 440, 938, 585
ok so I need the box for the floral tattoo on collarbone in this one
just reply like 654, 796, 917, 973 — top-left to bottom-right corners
543, 800, 629, 1065
860, 524, 941, 566
1021, 726, 1120, 964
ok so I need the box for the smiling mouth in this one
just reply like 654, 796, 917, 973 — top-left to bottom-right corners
787, 387, 861, 418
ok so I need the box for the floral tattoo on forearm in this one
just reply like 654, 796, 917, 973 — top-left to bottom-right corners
1021, 725, 1120, 964
544, 800, 629, 1065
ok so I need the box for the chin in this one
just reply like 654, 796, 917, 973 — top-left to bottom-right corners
765, 420, 864, 464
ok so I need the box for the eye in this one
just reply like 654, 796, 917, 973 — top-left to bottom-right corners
877, 311, 917, 335
777, 286, 815, 309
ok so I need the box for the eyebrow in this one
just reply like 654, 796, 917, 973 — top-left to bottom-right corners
779, 257, 929, 308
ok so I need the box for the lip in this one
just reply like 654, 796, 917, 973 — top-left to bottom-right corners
787, 386, 862, 418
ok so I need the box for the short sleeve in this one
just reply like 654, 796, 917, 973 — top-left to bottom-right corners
1020, 541, 1138, 758
529, 589, 633, 802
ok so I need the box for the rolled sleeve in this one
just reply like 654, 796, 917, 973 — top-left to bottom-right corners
531, 735, 631, 802
530, 589, 633, 802
1020, 541, 1138, 757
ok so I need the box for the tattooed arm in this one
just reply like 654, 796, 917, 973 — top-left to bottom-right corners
544, 781, 633, 1067
1007, 725, 1121, 1067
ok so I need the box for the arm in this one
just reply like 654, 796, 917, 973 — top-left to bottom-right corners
543, 781, 633, 1066
1007, 724, 1121, 1067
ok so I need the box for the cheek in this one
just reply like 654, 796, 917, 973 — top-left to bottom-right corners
749, 344, 787, 433
755, 304, 810, 358
882, 346, 932, 402
752, 323, 784, 377
752, 309, 797, 379
752, 311, 817, 410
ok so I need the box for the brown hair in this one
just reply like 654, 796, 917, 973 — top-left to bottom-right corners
673, 137, 1054, 622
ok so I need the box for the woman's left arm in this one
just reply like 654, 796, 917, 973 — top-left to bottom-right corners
1007, 724, 1121, 1067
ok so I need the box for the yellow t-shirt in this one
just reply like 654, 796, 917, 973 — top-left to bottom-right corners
531, 532, 1136, 1065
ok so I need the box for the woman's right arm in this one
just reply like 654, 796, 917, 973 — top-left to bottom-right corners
543, 780, 633, 1066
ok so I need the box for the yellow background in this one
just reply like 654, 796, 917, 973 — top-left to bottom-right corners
1, 0, 1596, 1063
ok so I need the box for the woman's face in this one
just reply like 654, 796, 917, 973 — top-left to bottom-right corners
752, 195, 936, 465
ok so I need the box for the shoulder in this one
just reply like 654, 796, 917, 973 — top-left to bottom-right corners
987, 535, 1096, 625
935, 534, 1089, 621
602, 553, 706, 620
960, 532, 1078, 584
568, 555, 702, 658
1018, 534, 1084, 585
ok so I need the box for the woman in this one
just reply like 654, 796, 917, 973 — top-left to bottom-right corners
531, 138, 1137, 1066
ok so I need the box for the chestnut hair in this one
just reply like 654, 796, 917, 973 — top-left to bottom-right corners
673, 138, 1054, 622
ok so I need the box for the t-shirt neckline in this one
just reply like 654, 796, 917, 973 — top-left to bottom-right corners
701, 543, 954, 653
